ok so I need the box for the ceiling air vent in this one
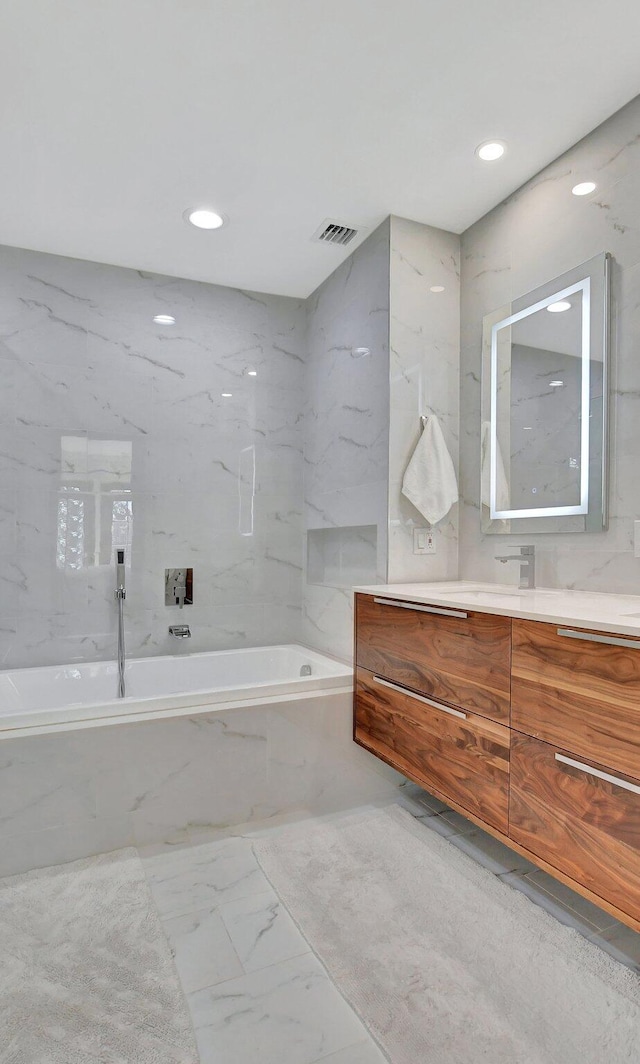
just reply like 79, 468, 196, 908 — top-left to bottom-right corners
312, 219, 361, 247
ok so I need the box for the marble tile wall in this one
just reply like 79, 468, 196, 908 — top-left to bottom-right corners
0, 692, 400, 877
0, 245, 306, 666
388, 216, 461, 582
459, 94, 640, 592
301, 221, 391, 660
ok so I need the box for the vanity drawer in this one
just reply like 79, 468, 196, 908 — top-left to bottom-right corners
355, 593, 511, 723
510, 733, 640, 922
512, 619, 640, 779
354, 667, 510, 832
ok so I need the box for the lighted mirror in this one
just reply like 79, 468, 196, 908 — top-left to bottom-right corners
481, 252, 610, 534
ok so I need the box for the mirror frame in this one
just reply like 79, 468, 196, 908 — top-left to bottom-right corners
490, 278, 591, 519
482, 252, 611, 534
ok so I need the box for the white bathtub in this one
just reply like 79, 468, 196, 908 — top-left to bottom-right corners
0, 644, 403, 879
0, 644, 352, 736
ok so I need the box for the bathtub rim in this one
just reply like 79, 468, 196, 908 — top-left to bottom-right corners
0, 643, 353, 739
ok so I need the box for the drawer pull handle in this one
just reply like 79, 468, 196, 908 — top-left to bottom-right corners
372, 675, 467, 719
556, 628, 640, 651
555, 753, 640, 796
373, 597, 468, 619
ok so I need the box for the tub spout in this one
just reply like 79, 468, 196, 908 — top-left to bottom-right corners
169, 624, 191, 639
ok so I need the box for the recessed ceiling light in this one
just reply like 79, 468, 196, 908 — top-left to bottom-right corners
476, 141, 506, 162
221, 392, 233, 397
184, 208, 226, 230
523, 426, 533, 431
549, 380, 564, 387
430, 285, 445, 293
246, 370, 257, 377
352, 347, 371, 358
571, 181, 596, 197
153, 314, 176, 325
547, 300, 571, 313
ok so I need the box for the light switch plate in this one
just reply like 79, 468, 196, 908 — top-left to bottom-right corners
413, 527, 436, 554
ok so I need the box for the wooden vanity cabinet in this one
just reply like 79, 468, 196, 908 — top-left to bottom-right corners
512, 618, 640, 780
355, 667, 510, 832
509, 733, 640, 921
355, 593, 511, 723
354, 591, 640, 931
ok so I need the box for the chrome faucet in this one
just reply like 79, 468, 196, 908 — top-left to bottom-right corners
495, 544, 536, 589
169, 624, 191, 639
165, 568, 193, 609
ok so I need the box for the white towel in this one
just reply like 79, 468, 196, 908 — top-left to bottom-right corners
481, 420, 510, 512
401, 415, 458, 525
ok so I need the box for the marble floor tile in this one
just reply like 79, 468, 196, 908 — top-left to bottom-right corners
587, 921, 640, 972
143, 836, 270, 918
398, 783, 450, 815
189, 953, 367, 1064
449, 828, 540, 876
219, 888, 310, 973
521, 870, 618, 932
137, 834, 223, 860
499, 871, 604, 935
414, 810, 472, 839
438, 809, 478, 836
313, 1040, 388, 1063
163, 906, 244, 994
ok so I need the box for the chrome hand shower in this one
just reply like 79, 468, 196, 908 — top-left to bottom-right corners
115, 548, 126, 698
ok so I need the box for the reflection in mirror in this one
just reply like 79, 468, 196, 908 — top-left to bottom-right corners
238, 444, 256, 537
481, 253, 610, 535
57, 437, 133, 569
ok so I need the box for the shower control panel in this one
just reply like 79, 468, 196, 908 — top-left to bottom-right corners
165, 568, 193, 609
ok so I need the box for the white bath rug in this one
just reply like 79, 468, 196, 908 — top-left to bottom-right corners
254, 805, 640, 1064
0, 848, 199, 1064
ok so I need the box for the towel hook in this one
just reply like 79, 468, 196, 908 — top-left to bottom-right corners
420, 414, 429, 428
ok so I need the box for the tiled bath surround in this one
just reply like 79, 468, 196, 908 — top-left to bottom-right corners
0, 227, 397, 669
459, 94, 640, 591
301, 216, 463, 657
301, 220, 391, 660
0, 692, 399, 878
0, 246, 307, 667
0, 217, 463, 670
0, 228, 402, 874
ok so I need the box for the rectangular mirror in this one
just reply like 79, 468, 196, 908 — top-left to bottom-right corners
481, 252, 610, 534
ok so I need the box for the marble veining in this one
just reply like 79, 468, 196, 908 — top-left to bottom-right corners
0, 245, 306, 667
459, 95, 640, 596
388, 216, 461, 584
137, 798, 640, 1064
218, 888, 309, 972
1, 228, 397, 669
189, 951, 368, 1064
301, 221, 390, 660
141, 829, 386, 1063
0, 690, 399, 878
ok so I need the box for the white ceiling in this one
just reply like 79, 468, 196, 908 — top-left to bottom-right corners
1, 1, 639, 298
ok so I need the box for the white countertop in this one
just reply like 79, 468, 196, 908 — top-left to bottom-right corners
353, 581, 640, 638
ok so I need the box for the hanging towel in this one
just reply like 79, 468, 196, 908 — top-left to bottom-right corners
481, 420, 510, 512
401, 415, 458, 525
